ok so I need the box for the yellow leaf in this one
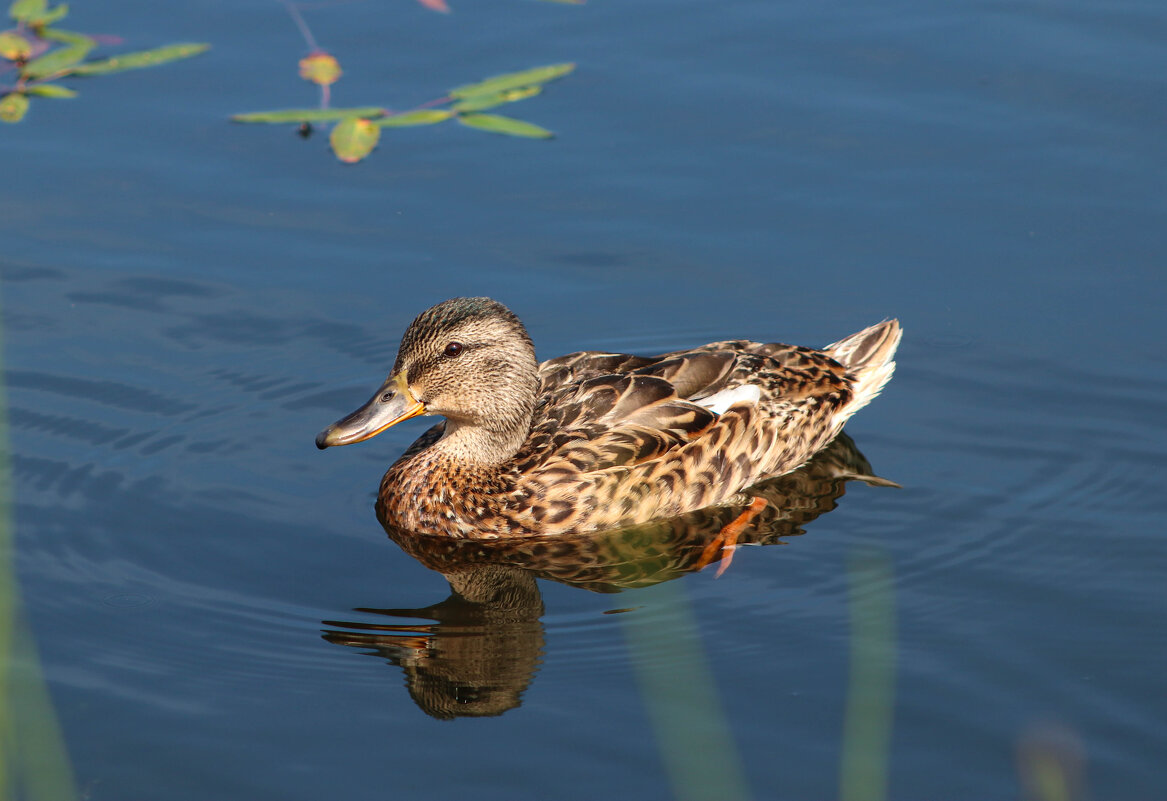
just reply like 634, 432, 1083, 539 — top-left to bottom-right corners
299, 51, 341, 86
0, 92, 29, 123
0, 31, 32, 60
330, 117, 380, 163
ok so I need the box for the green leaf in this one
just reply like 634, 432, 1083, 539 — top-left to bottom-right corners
457, 113, 554, 139
27, 2, 66, 25
330, 116, 380, 163
376, 109, 453, 127
0, 91, 29, 122
20, 39, 91, 78
24, 82, 75, 97
39, 27, 92, 46
232, 106, 387, 124
0, 30, 32, 60
70, 42, 209, 75
449, 63, 574, 99
8, 0, 46, 22
452, 86, 541, 113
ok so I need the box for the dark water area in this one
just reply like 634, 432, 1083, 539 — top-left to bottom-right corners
4, 0, 1165, 798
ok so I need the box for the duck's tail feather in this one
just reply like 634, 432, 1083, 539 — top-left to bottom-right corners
826, 319, 902, 418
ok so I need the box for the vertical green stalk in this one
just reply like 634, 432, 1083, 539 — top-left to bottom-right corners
839, 551, 897, 801
0, 284, 78, 801
622, 580, 751, 801
0, 283, 11, 801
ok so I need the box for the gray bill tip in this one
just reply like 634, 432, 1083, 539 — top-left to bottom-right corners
315, 428, 334, 449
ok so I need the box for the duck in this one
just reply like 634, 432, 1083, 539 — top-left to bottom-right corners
316, 297, 901, 540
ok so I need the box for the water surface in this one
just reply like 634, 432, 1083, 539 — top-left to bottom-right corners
4, 0, 1165, 798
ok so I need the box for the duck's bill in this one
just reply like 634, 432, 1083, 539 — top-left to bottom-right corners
315, 373, 425, 449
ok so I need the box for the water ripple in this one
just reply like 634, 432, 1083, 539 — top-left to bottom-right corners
8, 369, 197, 416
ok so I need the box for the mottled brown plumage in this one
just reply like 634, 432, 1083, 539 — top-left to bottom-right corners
316, 297, 901, 538
385, 431, 897, 590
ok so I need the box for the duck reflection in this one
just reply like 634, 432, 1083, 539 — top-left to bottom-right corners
322, 433, 896, 719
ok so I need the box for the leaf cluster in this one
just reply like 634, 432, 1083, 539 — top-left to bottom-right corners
233, 62, 575, 164
1, 0, 208, 123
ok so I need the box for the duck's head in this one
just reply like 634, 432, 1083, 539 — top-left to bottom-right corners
315, 297, 539, 461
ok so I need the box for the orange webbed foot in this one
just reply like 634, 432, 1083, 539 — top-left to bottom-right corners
697, 496, 768, 577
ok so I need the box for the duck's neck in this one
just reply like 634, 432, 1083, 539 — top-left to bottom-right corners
428, 365, 538, 466
431, 416, 530, 466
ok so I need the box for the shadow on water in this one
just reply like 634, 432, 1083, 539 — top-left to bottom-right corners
322, 432, 896, 719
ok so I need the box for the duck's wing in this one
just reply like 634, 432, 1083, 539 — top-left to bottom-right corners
511, 342, 867, 532
536, 351, 656, 392
523, 343, 854, 470
536, 345, 751, 398
519, 349, 743, 474
522, 347, 760, 466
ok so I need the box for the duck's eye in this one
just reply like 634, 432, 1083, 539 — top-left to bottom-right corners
381, 392, 393, 402
443, 342, 464, 358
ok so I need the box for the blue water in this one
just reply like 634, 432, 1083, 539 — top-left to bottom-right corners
4, 0, 1165, 798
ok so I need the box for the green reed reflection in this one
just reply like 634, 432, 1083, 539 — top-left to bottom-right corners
840, 551, 897, 801
621, 580, 751, 801
0, 286, 77, 801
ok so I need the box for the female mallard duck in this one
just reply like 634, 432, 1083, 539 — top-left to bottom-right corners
316, 297, 900, 539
